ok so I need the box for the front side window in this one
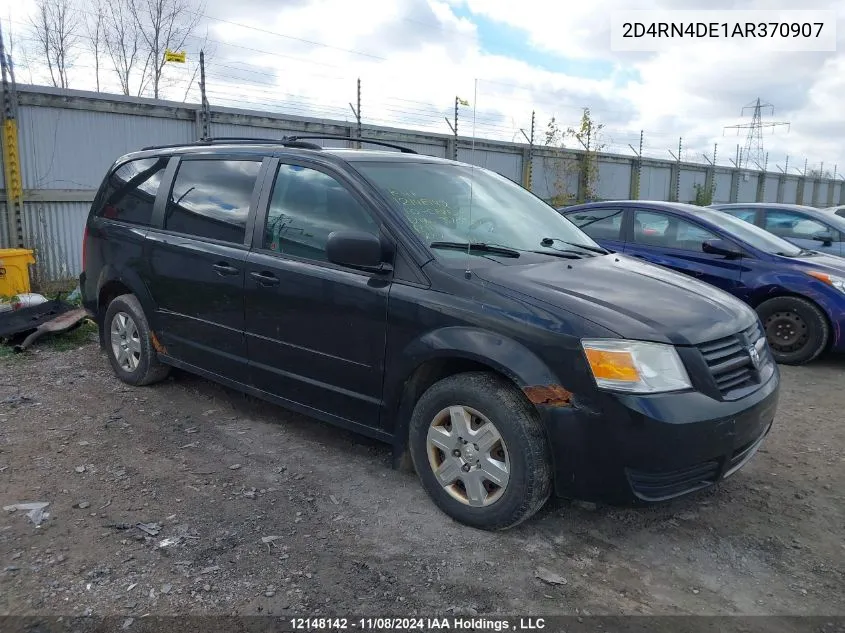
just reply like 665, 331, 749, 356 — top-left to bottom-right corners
99, 157, 168, 225
352, 161, 599, 259
697, 206, 803, 256
764, 211, 829, 239
164, 159, 262, 244
263, 164, 378, 262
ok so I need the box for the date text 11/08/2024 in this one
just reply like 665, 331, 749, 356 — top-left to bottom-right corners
289, 617, 547, 630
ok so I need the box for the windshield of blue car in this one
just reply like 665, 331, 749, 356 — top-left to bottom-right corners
702, 208, 804, 256
353, 161, 600, 258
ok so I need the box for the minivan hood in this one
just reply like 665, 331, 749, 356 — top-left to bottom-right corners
473, 254, 756, 346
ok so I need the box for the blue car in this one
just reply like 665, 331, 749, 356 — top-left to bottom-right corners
709, 202, 845, 258
561, 201, 845, 365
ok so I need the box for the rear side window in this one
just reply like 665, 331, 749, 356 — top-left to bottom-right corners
98, 157, 168, 225
633, 211, 719, 251
164, 159, 262, 244
722, 208, 756, 223
566, 209, 624, 240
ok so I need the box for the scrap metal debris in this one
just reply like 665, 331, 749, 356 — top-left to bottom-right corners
4, 501, 49, 511
14, 307, 90, 352
136, 522, 161, 536
0, 298, 74, 341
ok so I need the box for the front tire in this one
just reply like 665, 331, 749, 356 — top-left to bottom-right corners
104, 294, 170, 386
408, 372, 551, 530
756, 296, 830, 365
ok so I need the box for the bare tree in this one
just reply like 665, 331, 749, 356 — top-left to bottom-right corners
130, 0, 205, 99
29, 0, 80, 88
102, 0, 144, 95
85, 2, 106, 91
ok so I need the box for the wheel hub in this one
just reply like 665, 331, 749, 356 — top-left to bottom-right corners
765, 310, 807, 352
461, 442, 479, 464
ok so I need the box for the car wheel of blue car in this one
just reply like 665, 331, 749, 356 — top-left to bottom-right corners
408, 371, 551, 530
756, 296, 830, 365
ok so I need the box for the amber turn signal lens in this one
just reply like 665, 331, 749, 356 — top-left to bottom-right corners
807, 271, 831, 284
584, 348, 640, 382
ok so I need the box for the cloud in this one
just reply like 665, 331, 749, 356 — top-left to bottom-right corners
7, 0, 845, 171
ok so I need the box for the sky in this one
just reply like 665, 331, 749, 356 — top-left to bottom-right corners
5, 0, 845, 173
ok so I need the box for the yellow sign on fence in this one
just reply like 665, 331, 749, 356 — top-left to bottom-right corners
164, 50, 186, 63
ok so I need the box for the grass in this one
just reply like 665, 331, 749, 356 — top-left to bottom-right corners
41, 319, 99, 352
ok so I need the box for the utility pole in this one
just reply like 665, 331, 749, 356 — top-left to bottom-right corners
520, 110, 535, 189
198, 50, 210, 141
1, 25, 24, 248
348, 78, 361, 149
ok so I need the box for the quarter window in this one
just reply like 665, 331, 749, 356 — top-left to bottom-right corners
98, 157, 168, 226
164, 159, 262, 244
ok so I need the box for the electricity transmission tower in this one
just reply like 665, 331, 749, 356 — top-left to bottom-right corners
723, 98, 789, 170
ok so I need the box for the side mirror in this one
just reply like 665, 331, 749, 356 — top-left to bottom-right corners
702, 238, 742, 258
812, 232, 835, 247
326, 230, 391, 273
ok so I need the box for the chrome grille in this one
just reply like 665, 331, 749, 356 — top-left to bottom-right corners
698, 322, 768, 397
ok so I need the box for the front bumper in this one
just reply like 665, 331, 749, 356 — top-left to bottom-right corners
541, 366, 780, 505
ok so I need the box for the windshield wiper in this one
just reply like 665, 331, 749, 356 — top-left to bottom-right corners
528, 250, 583, 259
429, 241, 521, 258
541, 237, 609, 255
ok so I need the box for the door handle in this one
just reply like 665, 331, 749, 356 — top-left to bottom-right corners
250, 271, 280, 287
212, 262, 239, 276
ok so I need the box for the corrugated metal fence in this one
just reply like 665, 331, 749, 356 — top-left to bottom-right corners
2, 85, 844, 282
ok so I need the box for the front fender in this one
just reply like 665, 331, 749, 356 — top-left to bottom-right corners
400, 326, 563, 392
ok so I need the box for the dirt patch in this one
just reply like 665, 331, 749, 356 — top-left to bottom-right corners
0, 340, 842, 617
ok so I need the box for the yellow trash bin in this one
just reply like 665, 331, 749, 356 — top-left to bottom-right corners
0, 248, 36, 296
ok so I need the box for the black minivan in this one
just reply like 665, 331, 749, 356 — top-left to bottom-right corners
80, 137, 780, 530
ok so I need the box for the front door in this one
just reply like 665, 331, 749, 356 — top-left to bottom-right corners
244, 160, 390, 430
145, 156, 265, 378
625, 209, 743, 293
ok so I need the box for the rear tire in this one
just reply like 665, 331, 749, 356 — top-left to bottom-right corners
104, 294, 170, 386
756, 296, 829, 365
408, 372, 551, 530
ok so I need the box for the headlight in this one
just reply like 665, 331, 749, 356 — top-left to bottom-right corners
581, 339, 692, 394
807, 271, 845, 294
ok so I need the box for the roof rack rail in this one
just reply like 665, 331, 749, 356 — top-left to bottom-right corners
141, 137, 323, 151
205, 137, 324, 150
283, 134, 418, 154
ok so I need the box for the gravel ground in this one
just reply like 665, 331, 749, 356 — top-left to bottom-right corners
0, 331, 843, 619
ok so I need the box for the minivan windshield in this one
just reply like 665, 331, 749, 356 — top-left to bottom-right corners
698, 207, 804, 256
354, 161, 601, 258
